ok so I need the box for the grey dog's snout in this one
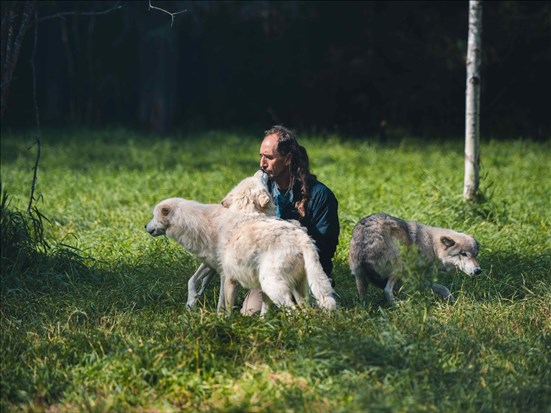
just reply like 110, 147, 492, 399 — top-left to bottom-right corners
474, 267, 482, 275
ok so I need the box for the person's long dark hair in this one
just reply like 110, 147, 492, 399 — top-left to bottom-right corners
264, 125, 317, 219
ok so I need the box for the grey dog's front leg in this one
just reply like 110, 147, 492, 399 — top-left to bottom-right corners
431, 283, 455, 302
187, 263, 217, 308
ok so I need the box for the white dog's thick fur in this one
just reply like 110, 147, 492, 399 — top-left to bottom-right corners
186, 171, 276, 309
220, 170, 275, 215
146, 174, 336, 314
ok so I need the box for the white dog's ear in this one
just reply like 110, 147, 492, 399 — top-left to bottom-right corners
161, 206, 171, 217
441, 236, 456, 249
221, 194, 231, 208
257, 192, 271, 209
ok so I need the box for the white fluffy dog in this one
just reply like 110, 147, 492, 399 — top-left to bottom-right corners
146, 172, 336, 314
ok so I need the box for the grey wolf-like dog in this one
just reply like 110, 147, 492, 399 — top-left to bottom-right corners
349, 212, 481, 305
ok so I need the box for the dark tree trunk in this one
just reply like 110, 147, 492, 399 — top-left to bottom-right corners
1, 0, 36, 121
139, 28, 178, 135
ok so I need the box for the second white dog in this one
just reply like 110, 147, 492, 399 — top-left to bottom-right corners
186, 171, 276, 309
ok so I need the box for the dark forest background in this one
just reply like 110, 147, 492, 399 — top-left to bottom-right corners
2, 0, 550, 139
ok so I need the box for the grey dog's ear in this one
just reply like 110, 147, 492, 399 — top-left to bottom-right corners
161, 206, 171, 217
441, 236, 456, 249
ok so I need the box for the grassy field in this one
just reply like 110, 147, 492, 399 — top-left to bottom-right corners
1, 128, 550, 412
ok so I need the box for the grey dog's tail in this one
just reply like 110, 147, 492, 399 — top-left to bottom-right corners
303, 246, 337, 310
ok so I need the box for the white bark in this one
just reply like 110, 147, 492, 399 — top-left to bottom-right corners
464, 0, 482, 200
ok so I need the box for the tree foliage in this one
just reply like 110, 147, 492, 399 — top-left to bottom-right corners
1, 1, 550, 138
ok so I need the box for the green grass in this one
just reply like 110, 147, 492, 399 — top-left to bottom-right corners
1, 128, 550, 412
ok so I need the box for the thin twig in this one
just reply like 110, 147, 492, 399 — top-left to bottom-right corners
27, 9, 41, 213
148, 0, 187, 27
0, 77, 17, 89
35, 1, 122, 24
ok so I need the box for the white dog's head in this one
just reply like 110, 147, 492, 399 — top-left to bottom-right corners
221, 170, 275, 216
145, 198, 182, 237
437, 232, 481, 276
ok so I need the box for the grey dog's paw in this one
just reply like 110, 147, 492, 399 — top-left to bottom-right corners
445, 294, 457, 303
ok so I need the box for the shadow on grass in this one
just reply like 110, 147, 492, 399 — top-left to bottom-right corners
1, 188, 198, 325
458, 249, 551, 301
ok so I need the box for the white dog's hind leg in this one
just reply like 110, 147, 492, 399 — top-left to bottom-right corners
222, 275, 240, 314
292, 277, 308, 308
260, 294, 273, 316
198, 266, 217, 296
257, 262, 296, 311
187, 263, 217, 308
292, 290, 307, 308
216, 275, 226, 311
432, 283, 455, 302
261, 284, 296, 310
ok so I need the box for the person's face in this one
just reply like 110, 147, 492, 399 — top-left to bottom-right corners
259, 134, 291, 181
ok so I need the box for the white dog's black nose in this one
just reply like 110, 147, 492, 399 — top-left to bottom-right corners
474, 268, 482, 275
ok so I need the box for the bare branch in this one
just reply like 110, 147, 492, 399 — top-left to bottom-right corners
148, 0, 187, 27
28, 9, 41, 213
35, 1, 122, 24
0, 77, 17, 89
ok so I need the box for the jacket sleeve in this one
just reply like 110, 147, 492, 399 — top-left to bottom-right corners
307, 183, 340, 276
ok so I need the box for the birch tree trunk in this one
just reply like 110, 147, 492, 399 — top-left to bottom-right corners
464, 0, 482, 200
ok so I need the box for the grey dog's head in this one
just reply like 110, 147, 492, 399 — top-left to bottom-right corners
437, 233, 481, 276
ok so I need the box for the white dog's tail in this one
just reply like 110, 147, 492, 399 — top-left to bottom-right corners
303, 246, 337, 310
